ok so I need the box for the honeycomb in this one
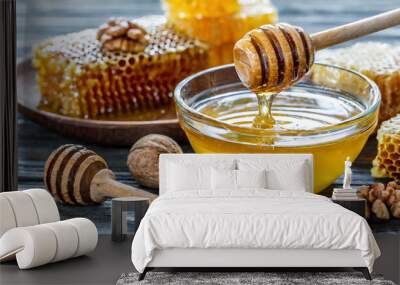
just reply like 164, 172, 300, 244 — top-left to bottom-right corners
163, 0, 277, 66
318, 42, 400, 123
371, 114, 400, 179
162, 0, 240, 18
33, 16, 209, 119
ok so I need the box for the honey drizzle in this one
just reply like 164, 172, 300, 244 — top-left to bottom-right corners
253, 91, 276, 129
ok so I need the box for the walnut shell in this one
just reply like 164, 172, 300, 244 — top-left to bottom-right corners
127, 134, 183, 189
391, 201, 400, 218
372, 199, 390, 220
96, 18, 149, 53
357, 185, 369, 199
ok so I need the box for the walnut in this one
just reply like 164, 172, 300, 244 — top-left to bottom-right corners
387, 180, 400, 190
96, 18, 149, 53
127, 134, 183, 189
372, 199, 390, 220
387, 190, 400, 207
357, 185, 369, 199
357, 181, 400, 220
391, 201, 400, 218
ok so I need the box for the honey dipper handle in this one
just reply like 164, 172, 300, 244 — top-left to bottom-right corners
311, 8, 400, 50
90, 169, 158, 203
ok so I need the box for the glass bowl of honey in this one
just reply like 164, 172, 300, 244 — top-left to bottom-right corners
174, 63, 381, 193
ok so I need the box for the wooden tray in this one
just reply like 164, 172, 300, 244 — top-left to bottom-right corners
17, 58, 187, 146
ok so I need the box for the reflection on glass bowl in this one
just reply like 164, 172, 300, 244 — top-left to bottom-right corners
174, 63, 380, 192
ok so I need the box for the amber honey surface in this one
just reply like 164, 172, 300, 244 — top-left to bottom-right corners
33, 16, 208, 119
180, 88, 376, 192
163, 0, 277, 66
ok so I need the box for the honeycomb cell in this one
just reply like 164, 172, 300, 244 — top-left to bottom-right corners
387, 144, 395, 152
372, 114, 400, 179
33, 16, 209, 119
384, 159, 393, 165
163, 0, 277, 66
319, 43, 400, 124
163, 0, 240, 18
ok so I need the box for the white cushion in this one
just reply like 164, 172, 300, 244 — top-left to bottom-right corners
167, 163, 212, 192
1, 191, 39, 228
266, 165, 307, 192
42, 222, 79, 262
236, 169, 267, 189
24, 189, 60, 224
0, 218, 97, 269
0, 196, 17, 237
159, 154, 313, 195
211, 168, 237, 191
237, 159, 308, 192
66, 218, 98, 257
0, 189, 60, 238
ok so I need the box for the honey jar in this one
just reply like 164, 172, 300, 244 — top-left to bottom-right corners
174, 64, 380, 192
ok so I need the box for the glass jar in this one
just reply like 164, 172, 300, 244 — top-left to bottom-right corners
174, 63, 381, 192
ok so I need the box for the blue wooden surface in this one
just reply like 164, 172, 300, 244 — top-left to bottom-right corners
16, 0, 400, 233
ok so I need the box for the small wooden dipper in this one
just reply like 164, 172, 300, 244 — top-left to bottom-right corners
234, 9, 400, 90
44, 144, 157, 205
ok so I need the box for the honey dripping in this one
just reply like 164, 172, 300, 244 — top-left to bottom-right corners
252, 91, 276, 129
233, 23, 315, 129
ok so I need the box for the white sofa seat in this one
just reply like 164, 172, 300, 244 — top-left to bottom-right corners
0, 189, 60, 236
0, 218, 98, 269
0, 189, 98, 269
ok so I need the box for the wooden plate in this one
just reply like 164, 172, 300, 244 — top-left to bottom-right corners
17, 58, 187, 146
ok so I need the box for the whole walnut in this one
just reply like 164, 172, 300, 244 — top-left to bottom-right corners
127, 134, 182, 189
357, 181, 400, 220
391, 201, 400, 218
372, 199, 390, 220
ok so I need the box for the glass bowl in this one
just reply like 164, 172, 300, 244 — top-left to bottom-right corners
174, 63, 380, 192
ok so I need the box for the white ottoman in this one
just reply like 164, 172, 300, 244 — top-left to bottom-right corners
0, 189, 98, 269
0, 189, 60, 237
0, 218, 98, 269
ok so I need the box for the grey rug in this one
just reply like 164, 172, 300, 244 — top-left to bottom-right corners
116, 272, 395, 285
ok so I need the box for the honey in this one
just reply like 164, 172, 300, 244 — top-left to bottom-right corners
163, 0, 277, 66
175, 64, 380, 193
33, 16, 208, 119
182, 88, 374, 192
319, 42, 400, 124
372, 114, 400, 179
252, 92, 276, 129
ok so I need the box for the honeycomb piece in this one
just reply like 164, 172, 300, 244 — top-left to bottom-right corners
371, 114, 400, 179
33, 16, 208, 119
166, 15, 237, 46
208, 43, 236, 67
318, 42, 400, 123
164, 0, 277, 66
234, 0, 278, 40
163, 0, 240, 19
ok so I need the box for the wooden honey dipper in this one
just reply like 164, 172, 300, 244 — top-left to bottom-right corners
44, 144, 157, 205
234, 8, 400, 90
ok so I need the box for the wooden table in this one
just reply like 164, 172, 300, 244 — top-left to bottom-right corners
15, 0, 400, 282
